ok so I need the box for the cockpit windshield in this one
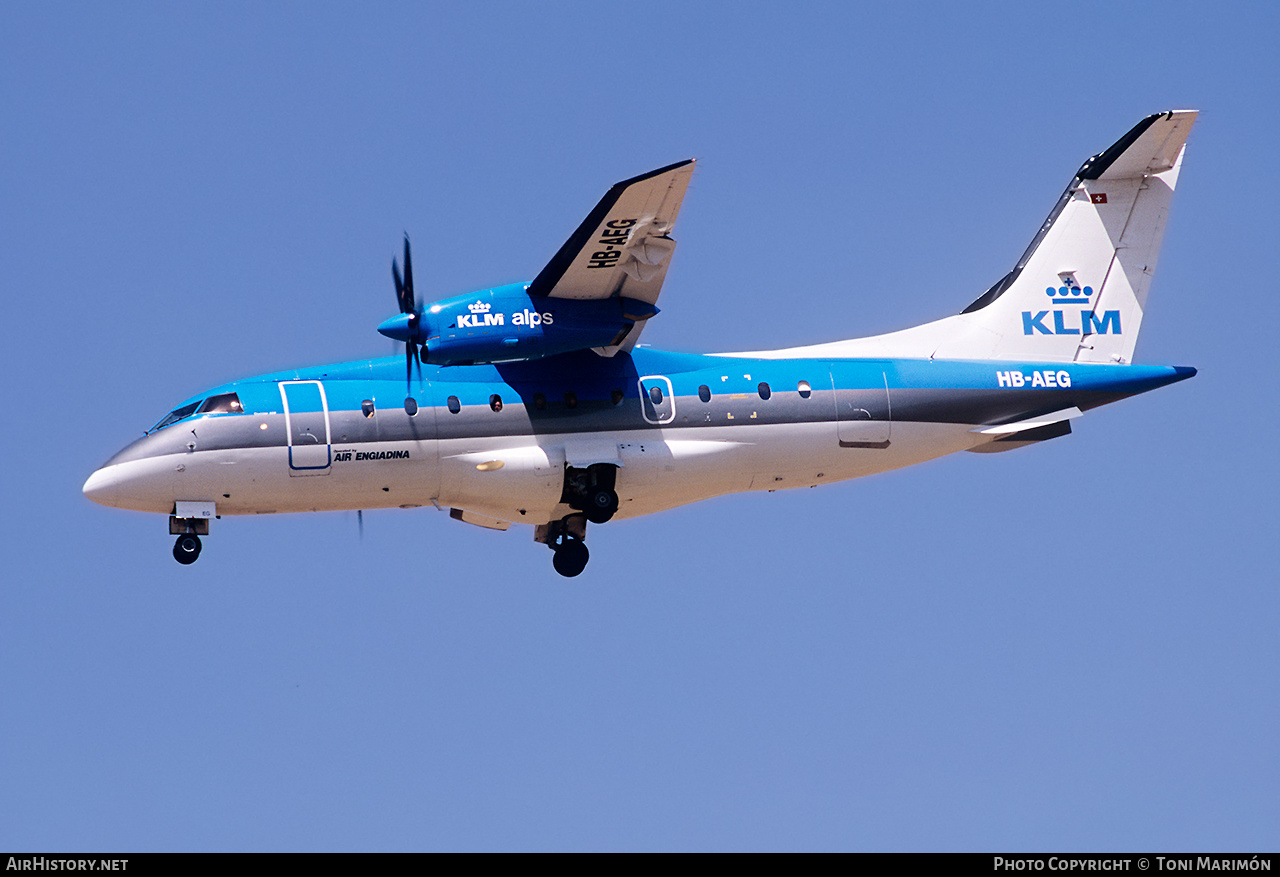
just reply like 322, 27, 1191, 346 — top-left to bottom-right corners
198, 393, 243, 415
149, 392, 243, 433
151, 401, 201, 432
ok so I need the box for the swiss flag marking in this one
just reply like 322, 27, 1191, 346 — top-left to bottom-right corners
1091, 193, 1108, 204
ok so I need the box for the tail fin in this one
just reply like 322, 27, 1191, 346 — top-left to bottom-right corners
936, 110, 1196, 363
738, 112, 1196, 365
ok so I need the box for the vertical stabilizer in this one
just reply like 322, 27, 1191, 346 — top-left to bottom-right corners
938, 110, 1196, 364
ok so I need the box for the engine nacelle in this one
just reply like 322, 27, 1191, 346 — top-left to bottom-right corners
378, 283, 657, 365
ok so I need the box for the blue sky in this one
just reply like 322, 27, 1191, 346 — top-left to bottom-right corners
3, 1, 1277, 851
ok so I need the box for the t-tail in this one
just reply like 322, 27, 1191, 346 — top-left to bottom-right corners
764, 110, 1197, 364
951, 109, 1195, 364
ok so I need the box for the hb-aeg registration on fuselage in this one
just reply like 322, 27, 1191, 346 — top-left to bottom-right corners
84, 111, 1198, 577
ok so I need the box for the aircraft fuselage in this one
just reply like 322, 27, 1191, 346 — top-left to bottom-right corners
83, 347, 1192, 526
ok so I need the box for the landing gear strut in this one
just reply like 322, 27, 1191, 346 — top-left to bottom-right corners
173, 533, 202, 564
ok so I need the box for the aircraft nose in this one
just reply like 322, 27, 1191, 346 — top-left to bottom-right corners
82, 466, 119, 507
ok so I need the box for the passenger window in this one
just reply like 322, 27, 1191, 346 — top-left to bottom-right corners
447, 396, 461, 414
198, 393, 243, 415
758, 383, 771, 400
490, 394, 503, 412
533, 393, 547, 410
611, 389, 624, 406
361, 399, 375, 418
798, 380, 812, 399
698, 385, 711, 403
649, 386, 663, 404
565, 391, 578, 409
405, 397, 418, 416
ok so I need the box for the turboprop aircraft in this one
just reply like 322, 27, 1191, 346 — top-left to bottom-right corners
83, 111, 1198, 577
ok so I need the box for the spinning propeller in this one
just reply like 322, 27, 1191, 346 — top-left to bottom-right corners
391, 236, 423, 394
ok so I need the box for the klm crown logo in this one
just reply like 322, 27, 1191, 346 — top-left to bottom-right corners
468, 301, 492, 314
1047, 284, 1094, 305
1023, 279, 1120, 337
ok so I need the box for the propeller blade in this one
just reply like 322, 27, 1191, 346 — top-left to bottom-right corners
357, 509, 364, 541
392, 259, 407, 313
402, 236, 414, 312
391, 236, 423, 395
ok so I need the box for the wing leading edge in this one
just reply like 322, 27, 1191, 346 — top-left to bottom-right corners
527, 159, 695, 352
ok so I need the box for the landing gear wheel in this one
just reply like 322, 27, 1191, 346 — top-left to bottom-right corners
173, 533, 202, 565
552, 539, 589, 577
584, 488, 618, 524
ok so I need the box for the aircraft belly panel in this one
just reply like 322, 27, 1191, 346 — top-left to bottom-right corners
612, 420, 980, 519
437, 440, 565, 523
613, 424, 827, 517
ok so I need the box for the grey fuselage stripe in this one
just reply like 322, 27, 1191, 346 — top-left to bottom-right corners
101, 384, 1137, 469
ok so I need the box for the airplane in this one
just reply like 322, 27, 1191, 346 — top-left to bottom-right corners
83, 110, 1198, 577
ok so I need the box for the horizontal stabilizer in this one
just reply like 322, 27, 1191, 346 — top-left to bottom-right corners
967, 409, 1079, 454
968, 421, 1073, 453
972, 407, 1082, 435
967, 420, 1074, 453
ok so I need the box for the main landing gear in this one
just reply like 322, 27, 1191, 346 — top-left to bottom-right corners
552, 534, 589, 578
537, 464, 620, 577
539, 512, 592, 578
585, 486, 619, 524
563, 463, 619, 525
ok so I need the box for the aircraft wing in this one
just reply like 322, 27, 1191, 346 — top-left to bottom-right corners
527, 159, 694, 352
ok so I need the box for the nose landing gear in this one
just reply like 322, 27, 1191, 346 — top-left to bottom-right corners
173, 534, 202, 564
169, 511, 211, 565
